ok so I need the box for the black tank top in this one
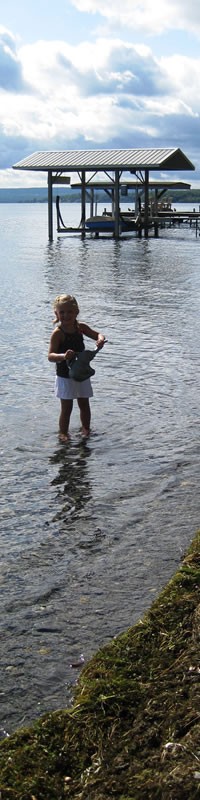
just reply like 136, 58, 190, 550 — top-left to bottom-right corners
56, 329, 85, 378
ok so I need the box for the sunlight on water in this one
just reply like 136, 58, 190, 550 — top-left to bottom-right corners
1, 202, 200, 732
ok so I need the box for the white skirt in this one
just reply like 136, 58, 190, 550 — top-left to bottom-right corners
55, 375, 93, 400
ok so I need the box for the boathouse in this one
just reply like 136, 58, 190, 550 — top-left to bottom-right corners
13, 147, 195, 240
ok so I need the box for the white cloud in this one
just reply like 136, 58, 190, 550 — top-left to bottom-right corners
18, 36, 172, 101
0, 26, 200, 186
0, 167, 47, 187
0, 25, 28, 91
161, 55, 200, 114
71, 0, 200, 37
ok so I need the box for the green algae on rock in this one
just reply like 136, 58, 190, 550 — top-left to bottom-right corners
0, 532, 200, 800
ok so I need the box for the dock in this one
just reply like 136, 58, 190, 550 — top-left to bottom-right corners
56, 195, 200, 238
12, 147, 195, 240
152, 209, 200, 236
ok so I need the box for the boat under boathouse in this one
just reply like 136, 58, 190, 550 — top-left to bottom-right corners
13, 147, 195, 241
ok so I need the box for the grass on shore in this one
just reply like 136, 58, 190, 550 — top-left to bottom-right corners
0, 532, 200, 800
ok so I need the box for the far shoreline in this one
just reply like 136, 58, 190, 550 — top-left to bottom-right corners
1, 188, 200, 204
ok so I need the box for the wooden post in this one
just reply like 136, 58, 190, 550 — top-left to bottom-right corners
154, 187, 159, 237
135, 186, 138, 215
112, 188, 115, 216
90, 187, 94, 218
144, 169, 149, 238
48, 171, 53, 241
81, 170, 86, 237
114, 170, 120, 238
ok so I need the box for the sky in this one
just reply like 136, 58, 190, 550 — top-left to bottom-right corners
1, 0, 200, 188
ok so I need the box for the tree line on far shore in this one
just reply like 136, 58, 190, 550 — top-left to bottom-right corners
1, 187, 200, 204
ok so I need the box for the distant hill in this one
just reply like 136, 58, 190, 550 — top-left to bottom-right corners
0, 187, 200, 203
0, 187, 80, 203
0, 186, 122, 203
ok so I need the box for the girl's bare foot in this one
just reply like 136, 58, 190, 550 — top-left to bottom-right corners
59, 432, 71, 442
81, 427, 90, 437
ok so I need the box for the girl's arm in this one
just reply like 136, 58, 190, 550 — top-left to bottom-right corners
79, 322, 105, 349
48, 329, 75, 362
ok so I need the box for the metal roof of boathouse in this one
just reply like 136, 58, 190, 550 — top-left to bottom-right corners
13, 147, 195, 173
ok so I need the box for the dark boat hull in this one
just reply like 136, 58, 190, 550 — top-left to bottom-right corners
85, 214, 137, 233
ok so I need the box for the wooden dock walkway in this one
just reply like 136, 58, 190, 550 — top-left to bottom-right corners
55, 190, 200, 238
151, 209, 200, 236
57, 208, 200, 238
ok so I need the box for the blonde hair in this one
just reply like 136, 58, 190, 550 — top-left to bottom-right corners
53, 294, 79, 323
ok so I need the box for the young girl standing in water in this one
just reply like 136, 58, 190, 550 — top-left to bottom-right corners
48, 294, 105, 439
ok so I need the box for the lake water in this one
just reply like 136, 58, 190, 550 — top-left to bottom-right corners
1, 201, 200, 734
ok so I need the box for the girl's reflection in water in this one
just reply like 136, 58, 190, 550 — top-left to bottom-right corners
49, 441, 92, 524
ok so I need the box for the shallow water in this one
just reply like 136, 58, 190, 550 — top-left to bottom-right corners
1, 202, 200, 733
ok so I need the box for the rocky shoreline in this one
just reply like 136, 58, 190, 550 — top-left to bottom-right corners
0, 531, 200, 799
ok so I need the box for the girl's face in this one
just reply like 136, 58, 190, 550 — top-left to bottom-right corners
56, 302, 78, 327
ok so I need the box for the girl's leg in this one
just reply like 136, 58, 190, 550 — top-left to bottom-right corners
77, 398, 91, 435
59, 399, 73, 437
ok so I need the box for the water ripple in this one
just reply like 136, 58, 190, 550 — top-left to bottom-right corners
1, 203, 200, 731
